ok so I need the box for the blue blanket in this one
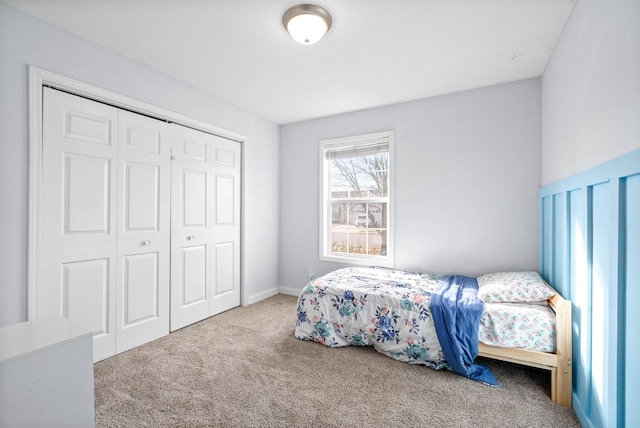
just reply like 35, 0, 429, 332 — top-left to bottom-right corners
430, 275, 498, 387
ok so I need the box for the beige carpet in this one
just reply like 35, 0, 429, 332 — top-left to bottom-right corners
94, 294, 580, 427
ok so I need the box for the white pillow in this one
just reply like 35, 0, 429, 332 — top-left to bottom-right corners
477, 271, 555, 303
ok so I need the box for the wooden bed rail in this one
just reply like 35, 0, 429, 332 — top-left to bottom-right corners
478, 285, 573, 407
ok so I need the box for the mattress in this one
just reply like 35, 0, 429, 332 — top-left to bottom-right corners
478, 302, 556, 352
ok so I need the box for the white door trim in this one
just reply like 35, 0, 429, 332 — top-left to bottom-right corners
28, 65, 246, 320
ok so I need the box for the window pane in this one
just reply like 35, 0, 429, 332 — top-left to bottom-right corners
329, 202, 387, 256
330, 152, 389, 198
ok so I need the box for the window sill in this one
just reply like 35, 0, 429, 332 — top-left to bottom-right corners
320, 253, 393, 268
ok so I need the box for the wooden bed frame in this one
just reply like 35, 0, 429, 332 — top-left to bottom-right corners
477, 285, 572, 407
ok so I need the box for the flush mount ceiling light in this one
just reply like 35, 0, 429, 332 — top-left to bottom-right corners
283, 4, 332, 45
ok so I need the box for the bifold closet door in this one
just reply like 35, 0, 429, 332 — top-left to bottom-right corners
115, 110, 171, 354
39, 87, 239, 356
40, 88, 171, 361
170, 127, 213, 330
209, 135, 241, 316
170, 128, 241, 331
41, 87, 119, 361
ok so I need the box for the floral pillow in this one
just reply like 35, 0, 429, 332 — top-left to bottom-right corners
476, 271, 555, 303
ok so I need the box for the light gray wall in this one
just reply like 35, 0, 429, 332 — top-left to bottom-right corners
541, 0, 640, 186
279, 78, 542, 293
0, 3, 280, 327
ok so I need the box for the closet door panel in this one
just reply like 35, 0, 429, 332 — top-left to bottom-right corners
170, 127, 212, 331
213, 242, 234, 295
210, 136, 241, 315
63, 109, 112, 144
214, 175, 235, 225
122, 252, 160, 323
64, 154, 111, 234
62, 259, 110, 337
181, 245, 207, 305
115, 110, 170, 354
124, 162, 160, 230
41, 88, 118, 362
183, 170, 207, 226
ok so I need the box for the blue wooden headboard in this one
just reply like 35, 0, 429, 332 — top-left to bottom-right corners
539, 148, 639, 428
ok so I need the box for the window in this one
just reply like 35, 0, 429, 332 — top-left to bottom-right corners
319, 130, 393, 266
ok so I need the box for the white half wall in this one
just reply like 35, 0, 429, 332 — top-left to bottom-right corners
0, 3, 280, 327
279, 78, 542, 293
541, 0, 640, 185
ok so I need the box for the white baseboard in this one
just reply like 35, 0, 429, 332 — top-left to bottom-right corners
277, 287, 300, 296
244, 288, 279, 306
244, 287, 300, 306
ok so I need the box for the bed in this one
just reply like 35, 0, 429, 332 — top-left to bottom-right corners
295, 267, 572, 407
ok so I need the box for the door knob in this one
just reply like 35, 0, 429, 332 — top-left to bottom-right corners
187, 235, 195, 241
142, 240, 151, 246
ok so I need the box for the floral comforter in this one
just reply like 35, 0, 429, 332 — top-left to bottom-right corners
295, 266, 448, 370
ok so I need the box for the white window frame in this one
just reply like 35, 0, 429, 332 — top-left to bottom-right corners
319, 130, 394, 267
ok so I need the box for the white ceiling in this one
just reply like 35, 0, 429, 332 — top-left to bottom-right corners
3, 0, 575, 124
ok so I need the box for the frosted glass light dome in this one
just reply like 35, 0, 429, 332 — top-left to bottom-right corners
283, 4, 332, 45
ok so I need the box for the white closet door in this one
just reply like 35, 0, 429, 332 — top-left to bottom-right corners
40, 86, 240, 356
115, 110, 171, 353
41, 87, 118, 361
210, 136, 241, 315
170, 127, 241, 330
170, 126, 213, 331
